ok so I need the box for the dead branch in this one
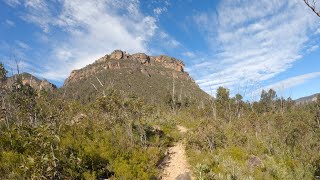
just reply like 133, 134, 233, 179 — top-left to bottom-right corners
304, 0, 320, 17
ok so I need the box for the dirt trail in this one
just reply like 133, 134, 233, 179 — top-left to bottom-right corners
161, 125, 193, 180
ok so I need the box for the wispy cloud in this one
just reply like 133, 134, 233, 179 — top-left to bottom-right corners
0, 40, 30, 63
3, 0, 183, 82
149, 31, 182, 55
153, 7, 167, 16
182, 51, 195, 58
158, 32, 181, 48
307, 45, 319, 53
20, 0, 54, 33
5, 19, 15, 27
193, 12, 217, 38
3, 0, 21, 7
191, 0, 319, 94
15, 40, 30, 50
5, 0, 161, 81
261, 72, 320, 94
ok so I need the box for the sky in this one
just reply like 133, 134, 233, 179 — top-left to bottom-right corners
0, 0, 320, 100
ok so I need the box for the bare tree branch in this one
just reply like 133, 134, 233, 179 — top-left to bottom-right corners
304, 0, 320, 17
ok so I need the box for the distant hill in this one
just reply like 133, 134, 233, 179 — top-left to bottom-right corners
6, 72, 57, 92
295, 93, 319, 104
60, 50, 210, 104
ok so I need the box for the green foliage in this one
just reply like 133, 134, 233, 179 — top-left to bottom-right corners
9, 81, 37, 116
0, 62, 7, 82
177, 89, 320, 179
1, 61, 319, 179
0, 81, 172, 179
216, 86, 230, 108
258, 89, 277, 113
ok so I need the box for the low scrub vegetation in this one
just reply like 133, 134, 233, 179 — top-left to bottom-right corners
0, 62, 319, 179
0, 63, 177, 179
177, 88, 320, 179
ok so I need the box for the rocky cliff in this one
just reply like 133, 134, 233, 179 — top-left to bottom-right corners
6, 73, 57, 92
62, 50, 209, 104
65, 50, 188, 85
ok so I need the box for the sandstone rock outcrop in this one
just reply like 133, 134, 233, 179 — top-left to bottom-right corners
39, 80, 56, 91
62, 49, 209, 105
64, 50, 191, 86
110, 50, 124, 60
6, 73, 57, 92
155, 55, 184, 72
101, 50, 185, 72
132, 53, 150, 64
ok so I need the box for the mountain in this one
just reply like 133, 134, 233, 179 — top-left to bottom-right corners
295, 93, 319, 104
6, 72, 57, 92
60, 50, 210, 104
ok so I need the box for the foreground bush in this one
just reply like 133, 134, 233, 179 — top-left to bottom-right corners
0, 86, 172, 179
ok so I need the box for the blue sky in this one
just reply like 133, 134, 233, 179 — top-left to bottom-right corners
1, 0, 320, 100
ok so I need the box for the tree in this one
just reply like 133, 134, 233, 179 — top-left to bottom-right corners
0, 63, 7, 124
216, 86, 230, 108
304, 0, 320, 17
235, 94, 243, 118
0, 62, 7, 83
259, 89, 277, 113
267, 89, 277, 100
9, 80, 37, 125
216, 87, 231, 120
259, 90, 269, 113
235, 94, 243, 102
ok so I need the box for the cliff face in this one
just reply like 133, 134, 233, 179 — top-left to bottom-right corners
64, 50, 190, 86
96, 50, 185, 71
6, 73, 57, 92
61, 50, 209, 104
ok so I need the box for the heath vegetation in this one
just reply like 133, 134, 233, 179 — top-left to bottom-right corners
0, 61, 319, 179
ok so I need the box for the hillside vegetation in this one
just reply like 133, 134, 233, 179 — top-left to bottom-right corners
60, 50, 209, 105
0, 58, 320, 179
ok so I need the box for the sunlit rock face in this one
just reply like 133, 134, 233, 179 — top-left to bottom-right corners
6, 73, 57, 92
62, 49, 209, 104
65, 50, 188, 85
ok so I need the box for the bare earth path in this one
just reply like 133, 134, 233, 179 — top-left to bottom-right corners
162, 125, 193, 180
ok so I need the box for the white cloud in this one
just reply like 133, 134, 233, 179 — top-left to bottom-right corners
15, 40, 30, 50
307, 45, 319, 53
192, 0, 320, 94
7, 0, 159, 81
54, 48, 73, 61
4, 0, 21, 7
0, 40, 31, 65
168, 39, 180, 48
153, 7, 167, 16
5, 19, 15, 27
157, 32, 181, 49
193, 13, 216, 36
20, 0, 54, 33
182, 51, 195, 58
260, 72, 320, 94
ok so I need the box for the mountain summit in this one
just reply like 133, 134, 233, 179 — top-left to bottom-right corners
61, 50, 209, 104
